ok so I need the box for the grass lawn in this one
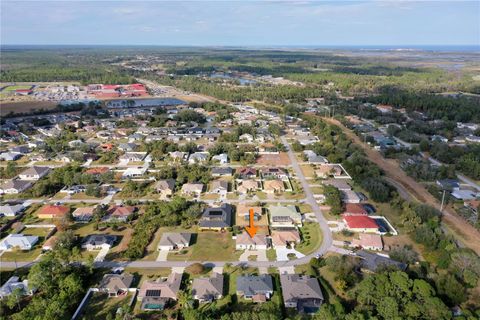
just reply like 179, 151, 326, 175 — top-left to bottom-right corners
201, 193, 219, 201
70, 192, 102, 200
142, 226, 197, 261
310, 186, 324, 194
3, 85, 33, 91
266, 249, 277, 261
1, 247, 42, 262
297, 203, 312, 214
124, 268, 172, 286
190, 232, 238, 261
22, 227, 53, 237
255, 192, 267, 200
282, 192, 305, 200
300, 165, 315, 178
296, 222, 323, 255
80, 292, 132, 320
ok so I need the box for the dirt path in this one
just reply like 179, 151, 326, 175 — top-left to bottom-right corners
322, 117, 480, 255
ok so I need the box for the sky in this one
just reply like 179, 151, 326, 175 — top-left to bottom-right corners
1, 0, 479, 46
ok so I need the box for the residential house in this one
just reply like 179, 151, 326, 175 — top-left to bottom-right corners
235, 232, 268, 250
211, 167, 233, 177
10, 146, 30, 154
0, 152, 22, 161
451, 189, 477, 201
209, 180, 228, 195
236, 275, 273, 303
72, 207, 95, 222
118, 143, 138, 152
37, 205, 70, 219
119, 152, 147, 162
122, 166, 148, 178
154, 179, 176, 198
236, 204, 262, 222
157, 233, 192, 251
81, 234, 117, 251
341, 190, 363, 203
269, 205, 302, 228
188, 152, 209, 164
239, 133, 254, 143
237, 179, 260, 194
181, 183, 204, 197
138, 273, 182, 310
315, 164, 343, 179
436, 179, 460, 191
42, 236, 58, 251
236, 167, 257, 179
280, 274, 323, 314
357, 250, 407, 273
0, 180, 33, 194
192, 273, 224, 303
212, 153, 228, 164
303, 150, 328, 164
343, 203, 368, 216
199, 204, 233, 231
343, 215, 379, 233
0, 276, 34, 299
271, 230, 301, 249
352, 234, 383, 251
0, 233, 38, 251
0, 204, 24, 217
99, 273, 134, 297
169, 151, 188, 162
264, 179, 285, 194
323, 179, 351, 191
105, 205, 136, 222
262, 167, 288, 180
60, 185, 86, 195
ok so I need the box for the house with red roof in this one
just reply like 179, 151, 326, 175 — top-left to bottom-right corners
104, 205, 136, 222
343, 215, 379, 233
37, 205, 70, 219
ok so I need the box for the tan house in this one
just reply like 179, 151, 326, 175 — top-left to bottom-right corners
271, 230, 301, 249
138, 273, 182, 310
181, 183, 204, 197
191, 273, 224, 303
236, 204, 262, 223
315, 164, 343, 178
154, 179, 176, 198
209, 180, 228, 195
99, 273, 134, 297
237, 179, 259, 194
264, 179, 285, 194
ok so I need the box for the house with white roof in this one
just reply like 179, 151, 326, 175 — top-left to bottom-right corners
0, 234, 39, 251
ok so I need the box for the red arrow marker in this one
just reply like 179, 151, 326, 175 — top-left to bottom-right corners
245, 208, 258, 238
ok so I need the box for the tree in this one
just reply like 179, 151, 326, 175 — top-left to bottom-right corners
324, 185, 343, 215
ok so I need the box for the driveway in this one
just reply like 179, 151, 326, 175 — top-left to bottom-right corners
275, 248, 305, 261
156, 250, 169, 262
239, 249, 267, 262
94, 247, 110, 262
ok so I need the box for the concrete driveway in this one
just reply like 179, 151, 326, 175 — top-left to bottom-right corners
156, 250, 169, 262
275, 248, 305, 261
94, 247, 110, 262
239, 249, 267, 262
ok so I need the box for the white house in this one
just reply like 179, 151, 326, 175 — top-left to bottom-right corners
212, 153, 228, 164
18, 166, 50, 181
0, 234, 39, 251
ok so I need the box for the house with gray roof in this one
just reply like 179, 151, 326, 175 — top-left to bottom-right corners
357, 250, 407, 273
99, 273, 134, 297
81, 234, 117, 251
157, 233, 192, 251
0, 180, 33, 194
0, 234, 39, 251
211, 167, 233, 177
236, 275, 273, 303
280, 274, 323, 314
138, 273, 182, 310
199, 204, 233, 231
192, 273, 224, 303
0, 204, 24, 217
18, 166, 51, 180
0, 276, 34, 299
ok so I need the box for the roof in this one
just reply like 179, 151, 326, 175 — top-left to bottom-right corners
107, 205, 136, 217
191, 273, 224, 300
343, 203, 368, 216
158, 233, 191, 248
72, 207, 95, 216
0, 204, 24, 216
271, 230, 301, 246
210, 180, 228, 190
343, 215, 379, 229
269, 205, 301, 221
82, 234, 116, 246
323, 179, 351, 190
100, 274, 134, 292
1, 180, 32, 190
236, 167, 257, 176
38, 205, 69, 217
200, 204, 233, 228
211, 167, 233, 175
357, 250, 407, 272
181, 183, 204, 193
236, 275, 273, 296
154, 179, 175, 191
0, 234, 38, 250
236, 232, 268, 246
19, 166, 50, 177
139, 273, 182, 300
280, 274, 323, 303
352, 234, 383, 249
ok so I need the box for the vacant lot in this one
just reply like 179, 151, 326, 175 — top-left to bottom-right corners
0, 101, 57, 116
256, 152, 290, 166
296, 222, 322, 255
189, 232, 238, 261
